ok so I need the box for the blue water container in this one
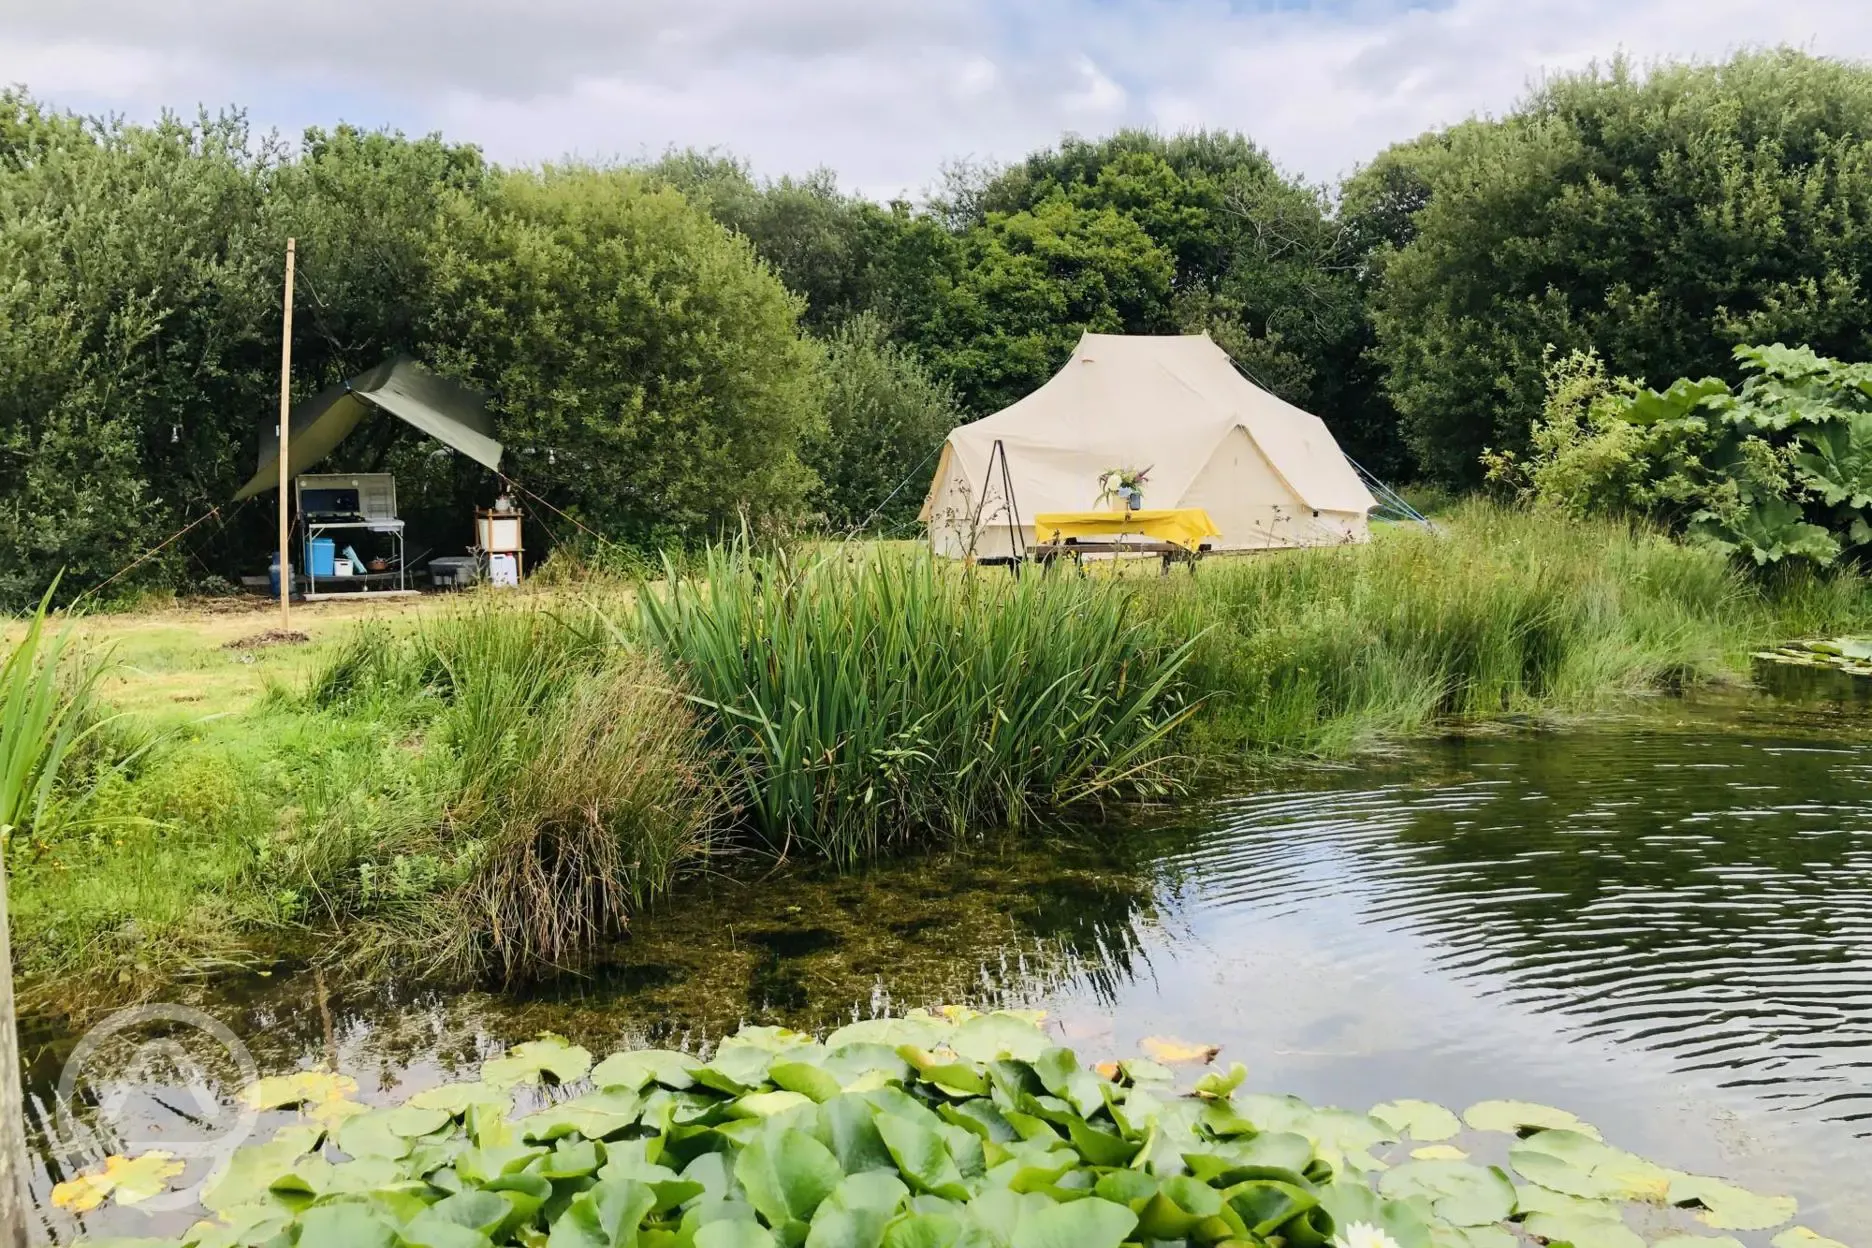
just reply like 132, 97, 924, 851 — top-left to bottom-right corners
305, 538, 336, 577
268, 551, 282, 598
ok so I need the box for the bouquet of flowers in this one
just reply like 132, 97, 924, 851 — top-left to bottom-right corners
1097, 465, 1152, 511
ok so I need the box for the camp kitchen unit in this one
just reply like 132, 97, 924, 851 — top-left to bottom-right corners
236, 356, 522, 596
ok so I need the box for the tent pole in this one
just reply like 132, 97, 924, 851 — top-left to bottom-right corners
277, 239, 296, 630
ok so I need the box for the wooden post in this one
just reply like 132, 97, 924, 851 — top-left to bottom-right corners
277, 239, 296, 630
0, 835, 29, 1248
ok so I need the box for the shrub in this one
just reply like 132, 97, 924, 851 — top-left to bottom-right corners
1492, 343, 1872, 566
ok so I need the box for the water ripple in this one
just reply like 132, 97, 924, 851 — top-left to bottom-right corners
1171, 727, 1872, 1136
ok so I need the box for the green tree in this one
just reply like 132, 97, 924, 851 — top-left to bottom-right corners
946, 130, 1401, 469
1361, 50, 1872, 485
913, 195, 1174, 413
422, 166, 825, 546
807, 312, 963, 532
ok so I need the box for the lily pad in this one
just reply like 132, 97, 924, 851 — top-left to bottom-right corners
1464, 1101, 1599, 1138
1655, 1237, 1748, 1248
481, 1034, 592, 1087
1139, 1036, 1220, 1065
1379, 1160, 1517, 1227
1668, 1175, 1797, 1231
950, 1013, 1050, 1063
1521, 1211, 1644, 1248
1374, 1100, 1463, 1143
1510, 1131, 1674, 1202
1412, 1146, 1469, 1162
51, 1152, 186, 1211
407, 1080, 511, 1115
1770, 1230, 1847, 1248
591, 1048, 699, 1091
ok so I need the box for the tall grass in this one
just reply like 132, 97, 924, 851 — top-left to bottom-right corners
292, 602, 723, 979
638, 545, 1198, 863
1155, 501, 1872, 755
1, 589, 108, 840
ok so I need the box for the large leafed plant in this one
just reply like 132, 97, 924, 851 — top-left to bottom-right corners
1488, 344, 1872, 566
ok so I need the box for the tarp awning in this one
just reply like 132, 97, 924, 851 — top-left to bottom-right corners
234, 356, 500, 500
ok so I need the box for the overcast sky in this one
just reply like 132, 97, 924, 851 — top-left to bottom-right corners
4, 0, 1869, 198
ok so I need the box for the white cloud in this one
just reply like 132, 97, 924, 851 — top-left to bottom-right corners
2, 0, 1868, 196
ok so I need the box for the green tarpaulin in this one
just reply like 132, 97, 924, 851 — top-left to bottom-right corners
233, 356, 501, 500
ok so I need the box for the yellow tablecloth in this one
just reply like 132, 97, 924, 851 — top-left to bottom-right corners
1033, 509, 1222, 551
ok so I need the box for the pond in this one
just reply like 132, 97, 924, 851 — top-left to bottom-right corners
17, 683, 1872, 1243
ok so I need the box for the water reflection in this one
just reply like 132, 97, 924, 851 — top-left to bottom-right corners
1182, 724, 1872, 1135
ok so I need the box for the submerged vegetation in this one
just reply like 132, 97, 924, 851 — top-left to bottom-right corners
49, 1010, 1827, 1248
9, 504, 1872, 991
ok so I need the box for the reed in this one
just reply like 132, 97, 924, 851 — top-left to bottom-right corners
637, 545, 1198, 863
1155, 500, 1870, 754
290, 601, 724, 978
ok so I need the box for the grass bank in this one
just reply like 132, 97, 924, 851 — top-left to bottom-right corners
10, 501, 1870, 993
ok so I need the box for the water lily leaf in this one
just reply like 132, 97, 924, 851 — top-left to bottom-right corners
771, 1061, 846, 1104
882, 1211, 965, 1248
408, 1081, 512, 1115
539, 1138, 608, 1180
1512, 1151, 1625, 1201
1224, 1179, 1320, 1237
831, 1172, 910, 1215
1431, 1228, 1518, 1248
1379, 1161, 1516, 1227
806, 1201, 893, 1248
1373, 1100, 1462, 1143
1229, 1130, 1316, 1172
1511, 1132, 1674, 1202
1521, 1212, 1643, 1248
1193, 1063, 1247, 1100
1771, 1228, 1849, 1248
551, 1177, 661, 1248
736, 1128, 843, 1225
876, 1114, 968, 1200
200, 1130, 321, 1213
1668, 1176, 1797, 1231
423, 1189, 514, 1237
950, 1014, 1050, 1064
1063, 1117, 1138, 1168
519, 1090, 644, 1141
1009, 1196, 1137, 1248
1512, 1186, 1623, 1222
295, 1203, 398, 1248
483, 1034, 593, 1088
401, 1219, 494, 1248
51, 1151, 186, 1211
1318, 1180, 1435, 1248
732, 1091, 816, 1119
1139, 1036, 1220, 1065
825, 1015, 951, 1052
1412, 1146, 1468, 1162
1463, 1101, 1598, 1138
592, 1050, 700, 1092
1655, 1237, 1748, 1248
240, 1069, 367, 1130
337, 1110, 417, 1160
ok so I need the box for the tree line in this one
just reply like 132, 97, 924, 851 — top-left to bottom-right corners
3, 47, 1871, 606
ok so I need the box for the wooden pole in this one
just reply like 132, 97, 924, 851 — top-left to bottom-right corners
0, 836, 30, 1248
278, 239, 296, 630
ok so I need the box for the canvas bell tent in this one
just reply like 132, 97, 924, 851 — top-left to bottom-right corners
921, 333, 1377, 559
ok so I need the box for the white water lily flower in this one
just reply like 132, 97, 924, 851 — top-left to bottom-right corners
1334, 1223, 1401, 1248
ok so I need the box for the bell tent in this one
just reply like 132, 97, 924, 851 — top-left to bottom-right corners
920, 333, 1376, 558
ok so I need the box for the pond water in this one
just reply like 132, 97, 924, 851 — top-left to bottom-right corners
17, 684, 1872, 1243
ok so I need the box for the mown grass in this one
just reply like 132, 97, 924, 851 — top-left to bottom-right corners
10, 502, 1871, 993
